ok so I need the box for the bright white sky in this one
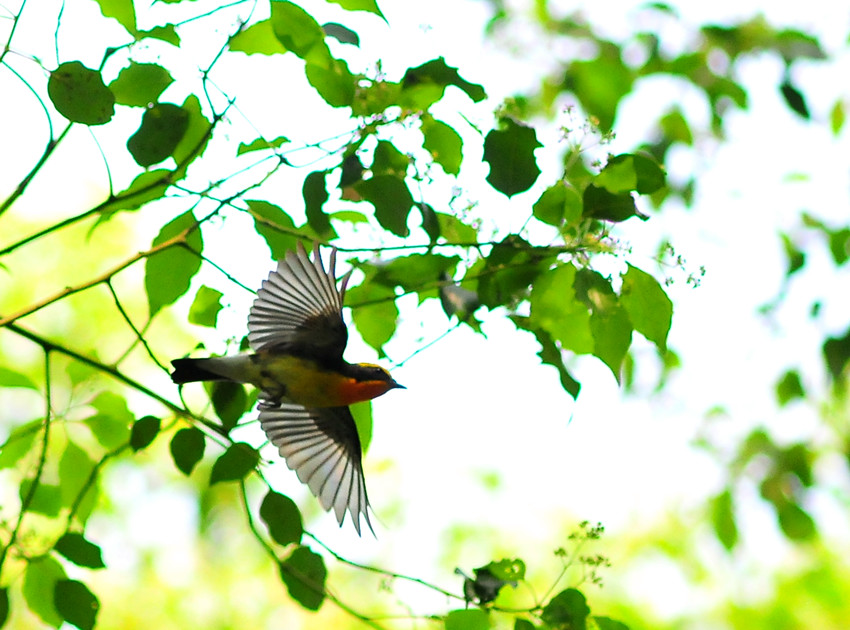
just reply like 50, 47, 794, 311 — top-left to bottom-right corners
3, 0, 850, 623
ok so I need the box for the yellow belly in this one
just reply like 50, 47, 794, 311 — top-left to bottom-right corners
251, 354, 354, 408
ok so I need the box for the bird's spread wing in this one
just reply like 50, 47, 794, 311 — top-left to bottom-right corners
248, 242, 352, 361
258, 401, 373, 536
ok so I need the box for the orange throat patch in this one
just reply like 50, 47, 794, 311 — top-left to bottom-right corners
337, 379, 395, 406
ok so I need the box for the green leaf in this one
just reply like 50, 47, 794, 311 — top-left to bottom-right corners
138, 24, 179, 45
350, 400, 373, 453
170, 427, 206, 476
93, 0, 135, 32
514, 620, 535, 630
19, 480, 62, 517
659, 108, 693, 145
209, 443, 260, 484
172, 95, 211, 172
776, 370, 805, 406
109, 63, 173, 107
305, 45, 356, 107
128, 103, 190, 167
594, 617, 631, 630
422, 115, 463, 176
98, 169, 172, 218
477, 236, 551, 309
372, 140, 409, 176
237, 136, 289, 155
208, 381, 248, 432
55, 580, 99, 630
371, 253, 459, 291
280, 546, 327, 611
523, 322, 582, 399
130, 415, 161, 451
85, 391, 133, 449
486, 558, 526, 582
248, 200, 299, 260
303, 171, 332, 236
532, 183, 582, 227
188, 285, 224, 327
823, 327, 850, 381
401, 58, 486, 107
777, 502, 816, 541
229, 19, 287, 55
541, 588, 590, 630
619, 265, 672, 351
0, 366, 38, 389
575, 269, 632, 381
23, 556, 66, 627
347, 282, 398, 353
436, 212, 477, 244
529, 264, 593, 355
326, 0, 385, 19
830, 99, 845, 136
596, 154, 666, 195
566, 51, 634, 130
55, 533, 106, 569
711, 489, 738, 550
483, 118, 541, 197
780, 80, 810, 119
582, 185, 642, 222
145, 210, 203, 316
0, 419, 41, 469
59, 440, 95, 508
48, 62, 115, 125
356, 175, 413, 237
260, 491, 303, 546
271, 1, 325, 58
0, 588, 8, 628
322, 22, 359, 46
445, 609, 490, 630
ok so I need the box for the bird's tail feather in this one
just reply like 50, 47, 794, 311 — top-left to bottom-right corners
171, 358, 230, 384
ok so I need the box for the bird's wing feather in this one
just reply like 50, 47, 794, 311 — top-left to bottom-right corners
248, 242, 352, 361
258, 401, 373, 536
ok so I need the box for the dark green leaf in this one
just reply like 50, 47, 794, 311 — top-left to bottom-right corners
619, 264, 672, 351
130, 415, 161, 451
401, 57, 486, 108
514, 620, 536, 630
781, 233, 805, 276
445, 609, 490, 630
22, 557, 66, 627
55, 580, 99, 630
483, 118, 541, 197
780, 80, 810, 119
209, 443, 260, 484
420, 202, 440, 243
776, 370, 805, 406
271, 1, 325, 58
478, 236, 551, 309
128, 103, 190, 167
594, 617, 631, 630
145, 210, 203, 316
98, 169, 172, 219
326, 0, 385, 19
93, 0, 136, 33
422, 115, 463, 176
541, 588, 590, 630
828, 228, 850, 265
171, 95, 211, 173
55, 533, 106, 569
280, 546, 327, 611
777, 502, 816, 541
303, 171, 332, 236
339, 153, 364, 187
565, 51, 634, 130
356, 175, 413, 237
533, 183, 582, 227
188, 286, 224, 327
529, 264, 593, 355
518, 320, 581, 399
347, 282, 398, 352
372, 140, 409, 176
248, 200, 299, 259
436, 212, 478, 243
823, 327, 850, 381
371, 253, 459, 291
0, 587, 8, 628
711, 489, 738, 550
575, 269, 633, 380
237, 136, 290, 155
208, 381, 248, 432
322, 22, 359, 46
48, 61, 115, 125
486, 558, 525, 582
260, 491, 303, 546
582, 185, 643, 222
170, 427, 206, 476
109, 63, 173, 107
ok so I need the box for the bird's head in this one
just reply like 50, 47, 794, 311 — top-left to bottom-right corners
340, 362, 404, 404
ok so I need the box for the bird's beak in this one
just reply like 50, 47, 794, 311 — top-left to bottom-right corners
391, 380, 406, 390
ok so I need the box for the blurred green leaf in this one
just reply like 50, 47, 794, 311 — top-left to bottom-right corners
109, 62, 173, 106
86, 391, 133, 449
55, 580, 99, 630
830, 99, 845, 135
188, 285, 224, 327
0, 367, 38, 389
19, 480, 62, 517
93, 0, 136, 33
0, 419, 41, 469
486, 558, 526, 582
170, 427, 206, 476
582, 185, 642, 222
356, 175, 413, 237
347, 282, 398, 353
533, 183, 582, 227
326, 0, 384, 18
541, 588, 590, 630
303, 171, 332, 236
776, 370, 805, 406
529, 263, 593, 355
619, 264, 672, 351
372, 140, 409, 176
401, 57, 486, 108
0, 587, 7, 628
823, 327, 850, 381
55, 533, 106, 569
575, 269, 632, 381
483, 118, 541, 197
422, 115, 463, 175
271, 1, 325, 57
48, 61, 114, 125
280, 546, 327, 611
519, 320, 582, 399
208, 381, 248, 432
780, 80, 810, 119
248, 200, 299, 260
777, 502, 816, 541
145, 210, 203, 316
305, 45, 356, 107
59, 440, 95, 508
446, 609, 490, 630
594, 617, 630, 630
514, 620, 535, 630
436, 212, 477, 244
711, 489, 738, 550
350, 400, 373, 453
229, 18, 286, 55
260, 491, 303, 546
478, 236, 551, 309
323, 22, 359, 46
209, 443, 259, 484
371, 253, 459, 291
565, 49, 634, 130
596, 154, 666, 195
23, 557, 66, 627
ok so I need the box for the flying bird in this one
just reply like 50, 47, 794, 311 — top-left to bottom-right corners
171, 242, 403, 535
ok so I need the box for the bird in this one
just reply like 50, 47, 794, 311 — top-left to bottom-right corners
170, 242, 404, 535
